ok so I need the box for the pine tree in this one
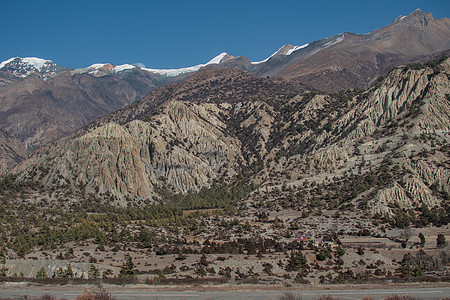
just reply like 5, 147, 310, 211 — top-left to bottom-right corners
437, 234, 447, 248
0, 251, 7, 277
65, 264, 74, 278
199, 254, 209, 266
36, 267, 48, 278
88, 264, 100, 279
287, 251, 307, 271
418, 232, 425, 247
119, 253, 136, 277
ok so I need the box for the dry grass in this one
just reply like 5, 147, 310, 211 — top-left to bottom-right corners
279, 292, 303, 300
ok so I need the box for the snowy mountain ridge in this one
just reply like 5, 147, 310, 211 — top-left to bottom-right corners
0, 46, 304, 79
0, 57, 67, 78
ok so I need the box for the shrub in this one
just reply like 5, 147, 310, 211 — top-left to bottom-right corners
317, 248, 332, 261
278, 292, 302, 300
76, 286, 117, 300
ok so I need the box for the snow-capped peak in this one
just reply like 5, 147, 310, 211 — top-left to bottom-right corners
142, 52, 232, 77
21, 57, 53, 72
88, 63, 108, 69
0, 57, 64, 78
0, 57, 53, 71
113, 64, 135, 72
72, 63, 136, 76
206, 52, 229, 65
252, 43, 309, 64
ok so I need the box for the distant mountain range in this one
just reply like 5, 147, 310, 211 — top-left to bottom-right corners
0, 9, 448, 174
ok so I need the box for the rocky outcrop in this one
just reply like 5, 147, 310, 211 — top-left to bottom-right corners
17, 98, 244, 204
0, 129, 27, 174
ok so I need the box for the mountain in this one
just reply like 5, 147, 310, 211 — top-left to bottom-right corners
0, 129, 27, 174
13, 68, 308, 203
0, 57, 70, 79
12, 55, 450, 217
0, 9, 448, 174
0, 53, 236, 160
270, 9, 450, 90
205, 9, 450, 92
0, 71, 148, 153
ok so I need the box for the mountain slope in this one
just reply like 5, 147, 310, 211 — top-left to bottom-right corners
274, 9, 450, 91
0, 72, 148, 153
0, 53, 234, 160
0, 129, 27, 174
12, 56, 450, 219
13, 69, 307, 203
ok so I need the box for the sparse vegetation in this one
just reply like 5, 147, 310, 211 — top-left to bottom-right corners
0, 53, 449, 288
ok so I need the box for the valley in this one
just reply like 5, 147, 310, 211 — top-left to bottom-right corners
0, 55, 449, 289
0, 8, 449, 299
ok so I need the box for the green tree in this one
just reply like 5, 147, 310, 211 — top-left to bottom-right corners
316, 248, 332, 261
88, 264, 100, 279
287, 251, 307, 271
138, 228, 156, 248
418, 232, 425, 247
357, 246, 365, 255
412, 266, 424, 277
437, 234, 447, 249
65, 264, 74, 278
0, 252, 7, 277
195, 265, 206, 277
36, 267, 48, 278
176, 251, 186, 261
55, 264, 74, 278
56, 267, 65, 278
119, 253, 136, 277
199, 254, 209, 266
335, 246, 346, 257
0, 265, 7, 277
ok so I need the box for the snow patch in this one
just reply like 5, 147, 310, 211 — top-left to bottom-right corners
142, 65, 203, 77
206, 52, 228, 65
21, 57, 52, 71
72, 63, 107, 75
323, 33, 344, 48
0, 57, 18, 69
285, 44, 309, 55
252, 43, 309, 64
72, 52, 231, 77
88, 63, 107, 69
142, 52, 230, 77
113, 64, 135, 72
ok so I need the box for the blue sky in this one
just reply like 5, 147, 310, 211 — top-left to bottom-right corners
1, 0, 449, 69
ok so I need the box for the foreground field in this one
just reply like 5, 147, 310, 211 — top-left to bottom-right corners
2, 214, 449, 287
